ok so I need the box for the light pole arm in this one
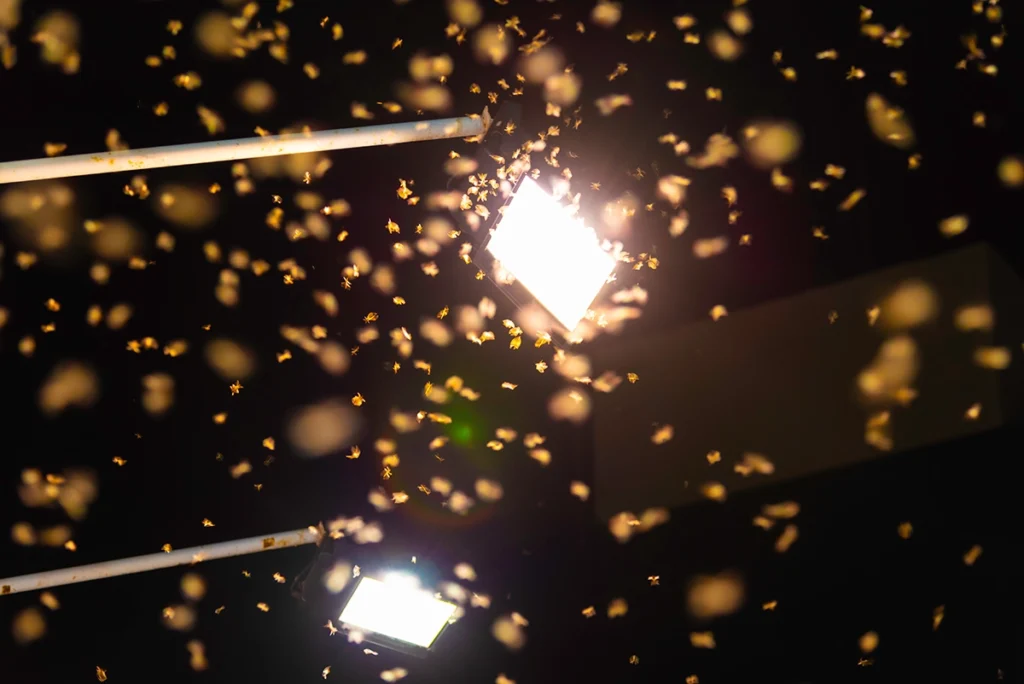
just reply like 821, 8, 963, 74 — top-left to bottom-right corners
0, 528, 319, 596
0, 114, 486, 185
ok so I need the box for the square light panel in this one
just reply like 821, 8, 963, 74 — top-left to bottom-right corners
339, 575, 457, 649
485, 176, 617, 332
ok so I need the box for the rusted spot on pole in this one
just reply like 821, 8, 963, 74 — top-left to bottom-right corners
262, 537, 275, 549
1, 585, 11, 595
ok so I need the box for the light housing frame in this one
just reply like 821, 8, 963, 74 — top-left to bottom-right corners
336, 573, 458, 657
480, 174, 618, 334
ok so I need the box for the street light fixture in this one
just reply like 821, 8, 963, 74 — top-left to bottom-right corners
0, 534, 460, 652
483, 175, 618, 333
338, 573, 457, 655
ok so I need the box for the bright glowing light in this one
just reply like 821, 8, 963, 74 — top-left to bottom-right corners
339, 575, 457, 649
485, 177, 616, 332
383, 572, 420, 591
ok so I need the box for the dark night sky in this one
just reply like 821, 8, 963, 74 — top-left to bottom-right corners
1, 0, 1021, 682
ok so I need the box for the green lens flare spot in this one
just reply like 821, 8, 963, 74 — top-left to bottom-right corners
452, 423, 473, 444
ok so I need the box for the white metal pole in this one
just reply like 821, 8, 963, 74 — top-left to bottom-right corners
0, 528, 319, 596
0, 115, 485, 185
